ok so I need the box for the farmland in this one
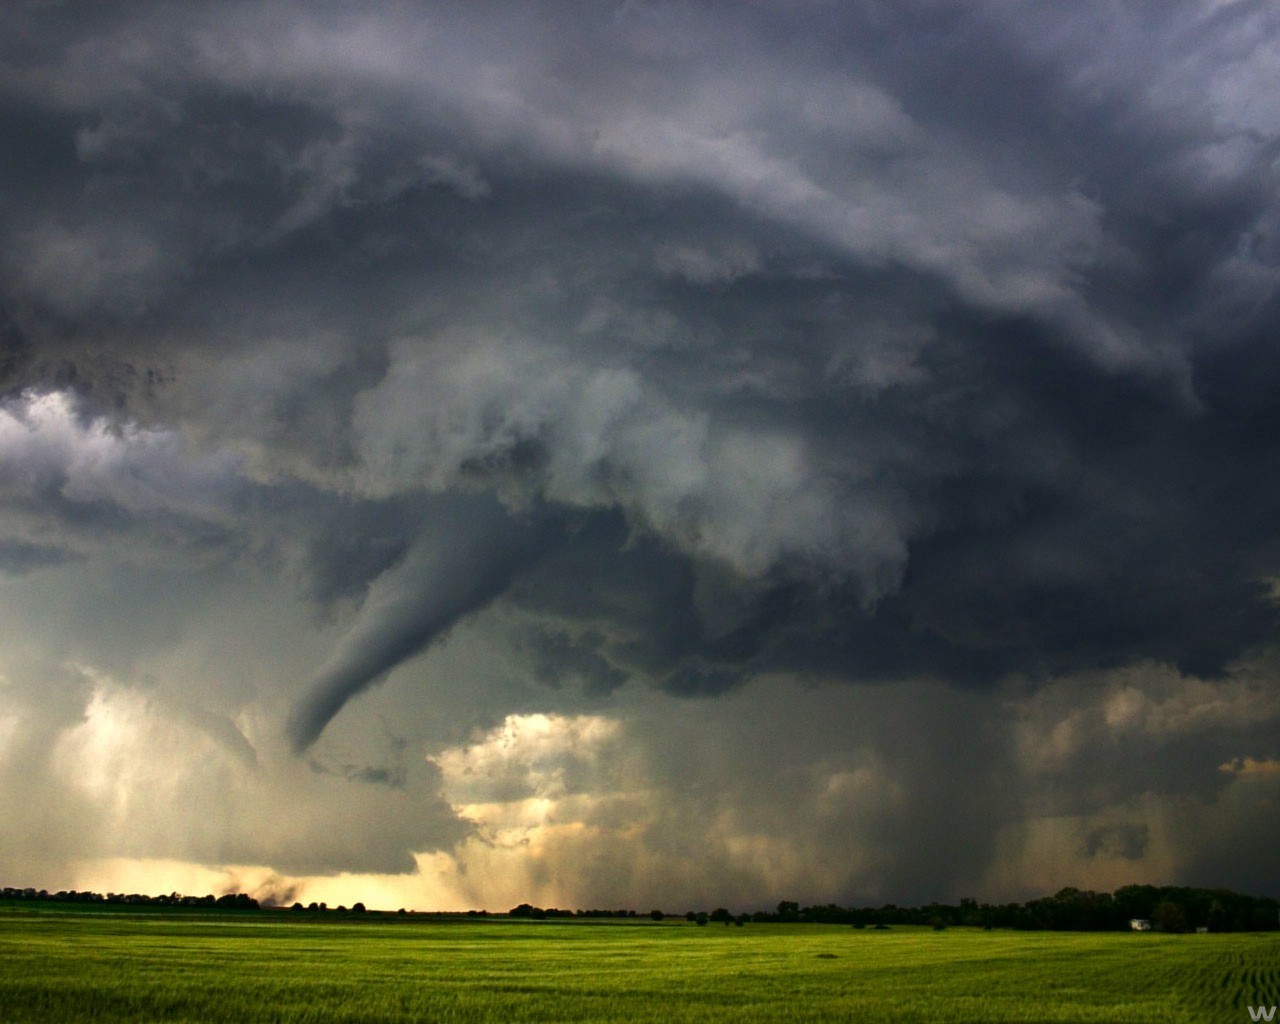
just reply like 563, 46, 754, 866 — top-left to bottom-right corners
0, 904, 1276, 1023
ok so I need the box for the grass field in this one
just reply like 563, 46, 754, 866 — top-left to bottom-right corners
0, 904, 1276, 1023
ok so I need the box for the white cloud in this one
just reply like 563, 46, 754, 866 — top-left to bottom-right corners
0, 391, 243, 560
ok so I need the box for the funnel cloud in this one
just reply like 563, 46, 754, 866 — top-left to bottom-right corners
287, 498, 549, 752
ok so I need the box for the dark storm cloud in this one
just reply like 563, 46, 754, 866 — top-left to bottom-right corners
7, 2, 1280, 680
1, 0, 1279, 898
5, 0, 1280, 697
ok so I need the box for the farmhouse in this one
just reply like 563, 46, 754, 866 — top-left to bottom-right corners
1129, 918, 1152, 931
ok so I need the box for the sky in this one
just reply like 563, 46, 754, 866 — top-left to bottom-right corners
0, 0, 1278, 913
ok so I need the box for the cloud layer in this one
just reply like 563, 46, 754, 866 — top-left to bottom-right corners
0, 0, 1278, 907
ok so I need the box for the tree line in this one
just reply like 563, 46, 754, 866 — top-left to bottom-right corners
510, 886, 1279, 933
0, 887, 259, 909
5, 883, 1276, 931
730, 886, 1278, 932
509, 903, 643, 919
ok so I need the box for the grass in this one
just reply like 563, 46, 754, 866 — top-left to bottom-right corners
0, 905, 1276, 1022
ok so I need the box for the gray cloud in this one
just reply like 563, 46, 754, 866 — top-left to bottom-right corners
0, 0, 1278, 904
1082, 824, 1150, 862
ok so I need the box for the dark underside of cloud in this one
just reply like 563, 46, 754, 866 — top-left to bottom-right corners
0, 0, 1278, 900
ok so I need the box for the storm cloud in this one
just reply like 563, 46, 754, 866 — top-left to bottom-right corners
0, 0, 1277, 907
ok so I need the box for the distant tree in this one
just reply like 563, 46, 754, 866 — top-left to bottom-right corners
1113, 885, 1159, 926
695, 912, 709, 926
1248, 906, 1277, 931
352, 902, 366, 914
650, 910, 665, 921
214, 893, 259, 910
1153, 900, 1188, 934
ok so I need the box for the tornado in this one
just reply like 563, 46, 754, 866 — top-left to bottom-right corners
286, 499, 547, 753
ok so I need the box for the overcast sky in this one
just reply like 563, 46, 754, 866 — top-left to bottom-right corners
1, 0, 1278, 911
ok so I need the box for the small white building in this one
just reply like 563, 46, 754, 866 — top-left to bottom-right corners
1130, 918, 1152, 931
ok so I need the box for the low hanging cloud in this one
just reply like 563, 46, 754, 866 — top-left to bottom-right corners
0, 0, 1278, 905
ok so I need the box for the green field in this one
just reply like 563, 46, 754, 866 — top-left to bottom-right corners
0, 905, 1276, 1023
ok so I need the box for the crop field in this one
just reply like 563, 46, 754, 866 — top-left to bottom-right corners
0, 905, 1276, 1023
